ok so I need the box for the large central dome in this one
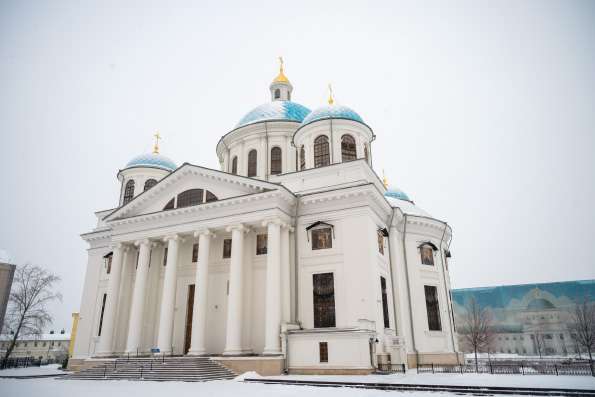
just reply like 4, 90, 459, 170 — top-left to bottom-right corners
236, 101, 310, 128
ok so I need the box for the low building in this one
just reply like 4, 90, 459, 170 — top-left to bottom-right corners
0, 331, 71, 361
452, 280, 595, 357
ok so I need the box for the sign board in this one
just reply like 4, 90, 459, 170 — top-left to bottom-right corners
151, 348, 160, 353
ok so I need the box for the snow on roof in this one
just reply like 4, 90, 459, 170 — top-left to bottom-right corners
0, 333, 70, 341
385, 196, 431, 217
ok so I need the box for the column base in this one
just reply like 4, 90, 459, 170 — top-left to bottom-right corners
222, 348, 253, 356
94, 351, 117, 358
186, 349, 208, 356
262, 349, 282, 356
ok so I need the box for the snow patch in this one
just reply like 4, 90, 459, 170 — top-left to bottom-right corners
234, 371, 261, 381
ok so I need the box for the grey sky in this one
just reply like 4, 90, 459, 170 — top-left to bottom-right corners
1, 0, 594, 331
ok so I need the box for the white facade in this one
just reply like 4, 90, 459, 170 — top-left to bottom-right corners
72, 68, 459, 373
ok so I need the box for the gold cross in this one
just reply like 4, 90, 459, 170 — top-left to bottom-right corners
278, 56, 284, 73
328, 83, 334, 105
153, 132, 161, 154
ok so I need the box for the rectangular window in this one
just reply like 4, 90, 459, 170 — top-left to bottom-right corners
313, 273, 336, 328
223, 239, 232, 259
106, 255, 113, 274
312, 227, 332, 250
377, 231, 384, 255
98, 293, 107, 336
420, 245, 434, 266
192, 243, 199, 263
163, 247, 168, 266
424, 285, 442, 331
380, 276, 390, 328
135, 251, 140, 269
319, 342, 328, 363
256, 234, 268, 255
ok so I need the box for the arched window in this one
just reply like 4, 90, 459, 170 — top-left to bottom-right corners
163, 198, 175, 210
313, 135, 330, 168
205, 190, 218, 203
247, 149, 257, 177
364, 143, 369, 162
123, 180, 135, 204
341, 134, 357, 162
144, 179, 157, 191
177, 189, 204, 208
231, 156, 238, 175
270, 147, 282, 175
300, 146, 305, 170
274, 89, 281, 99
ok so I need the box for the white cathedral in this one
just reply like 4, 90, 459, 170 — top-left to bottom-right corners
72, 61, 460, 374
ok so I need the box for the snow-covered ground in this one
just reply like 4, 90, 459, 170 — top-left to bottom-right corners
262, 371, 595, 390
0, 364, 65, 376
0, 372, 594, 397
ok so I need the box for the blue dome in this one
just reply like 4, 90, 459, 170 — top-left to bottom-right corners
301, 104, 364, 126
236, 101, 311, 128
125, 153, 177, 172
527, 298, 555, 310
384, 187, 411, 202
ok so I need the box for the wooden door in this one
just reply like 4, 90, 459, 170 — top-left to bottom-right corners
184, 284, 195, 354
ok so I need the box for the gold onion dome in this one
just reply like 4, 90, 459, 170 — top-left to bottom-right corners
273, 56, 290, 83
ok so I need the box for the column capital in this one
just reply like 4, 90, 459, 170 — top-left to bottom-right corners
134, 238, 154, 247
193, 229, 214, 238
226, 224, 250, 233
163, 234, 184, 243
262, 218, 283, 228
110, 242, 132, 252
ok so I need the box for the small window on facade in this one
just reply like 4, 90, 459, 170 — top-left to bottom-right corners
123, 180, 135, 204
311, 227, 332, 250
98, 293, 107, 336
274, 88, 280, 99
380, 276, 390, 328
248, 149, 258, 177
287, 91, 291, 101
177, 189, 204, 208
256, 234, 268, 255
223, 239, 232, 259
319, 342, 328, 363
144, 179, 157, 191
364, 143, 369, 162
106, 254, 113, 274
192, 243, 199, 263
377, 230, 384, 255
341, 134, 357, 162
231, 156, 238, 175
420, 245, 434, 266
205, 190, 218, 202
313, 273, 336, 328
271, 147, 282, 175
300, 146, 305, 170
424, 285, 442, 331
163, 198, 175, 210
313, 135, 330, 168
163, 247, 168, 267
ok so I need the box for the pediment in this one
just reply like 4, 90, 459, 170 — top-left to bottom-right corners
104, 163, 282, 221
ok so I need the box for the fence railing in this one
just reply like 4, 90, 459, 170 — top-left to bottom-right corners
376, 363, 406, 374
0, 356, 42, 370
417, 361, 595, 376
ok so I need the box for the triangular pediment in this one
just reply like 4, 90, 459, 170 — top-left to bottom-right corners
104, 163, 283, 221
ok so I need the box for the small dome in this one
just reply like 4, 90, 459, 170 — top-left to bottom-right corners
384, 186, 411, 202
301, 104, 364, 126
236, 101, 311, 128
527, 298, 555, 310
125, 153, 176, 172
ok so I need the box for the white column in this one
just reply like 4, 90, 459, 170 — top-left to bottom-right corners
280, 225, 291, 323
96, 243, 127, 356
157, 234, 181, 354
263, 220, 282, 355
188, 230, 213, 355
223, 224, 248, 355
125, 239, 152, 354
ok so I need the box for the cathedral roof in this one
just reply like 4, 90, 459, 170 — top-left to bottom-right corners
236, 101, 311, 128
301, 104, 364, 126
384, 186, 411, 202
125, 153, 177, 172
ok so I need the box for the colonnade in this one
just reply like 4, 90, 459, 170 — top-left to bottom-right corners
95, 219, 292, 357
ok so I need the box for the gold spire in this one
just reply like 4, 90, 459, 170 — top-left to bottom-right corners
327, 83, 334, 105
273, 56, 290, 83
382, 169, 388, 189
152, 132, 161, 154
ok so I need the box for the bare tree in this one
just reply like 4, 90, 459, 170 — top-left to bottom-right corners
568, 295, 595, 362
2, 264, 61, 361
459, 297, 495, 371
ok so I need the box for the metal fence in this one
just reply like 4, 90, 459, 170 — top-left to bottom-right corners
417, 361, 595, 376
376, 363, 407, 374
0, 356, 42, 370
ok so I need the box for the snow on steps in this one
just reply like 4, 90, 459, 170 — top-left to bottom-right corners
63, 356, 236, 382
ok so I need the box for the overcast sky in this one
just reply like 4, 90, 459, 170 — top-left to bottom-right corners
1, 0, 594, 331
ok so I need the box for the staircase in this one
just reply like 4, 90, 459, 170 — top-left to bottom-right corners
64, 356, 236, 382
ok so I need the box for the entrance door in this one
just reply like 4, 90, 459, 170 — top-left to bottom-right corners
184, 284, 195, 354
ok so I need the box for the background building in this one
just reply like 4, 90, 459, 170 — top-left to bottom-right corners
452, 280, 595, 357
0, 330, 70, 362
0, 250, 16, 333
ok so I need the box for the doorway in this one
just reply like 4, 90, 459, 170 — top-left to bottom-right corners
184, 284, 195, 354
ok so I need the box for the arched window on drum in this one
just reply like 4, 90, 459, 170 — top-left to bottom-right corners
313, 135, 330, 168
341, 134, 357, 162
